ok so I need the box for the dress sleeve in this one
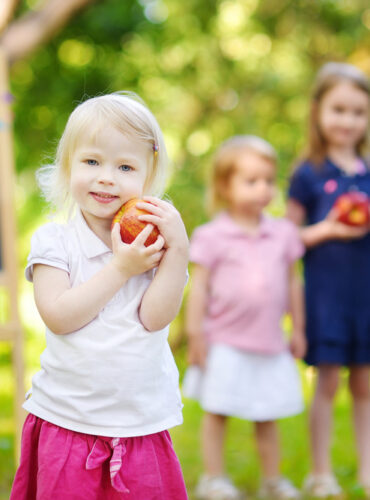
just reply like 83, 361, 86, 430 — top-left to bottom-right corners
25, 223, 70, 282
288, 163, 316, 211
189, 225, 219, 270
283, 219, 305, 263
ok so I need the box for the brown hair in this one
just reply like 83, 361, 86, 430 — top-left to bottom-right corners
207, 135, 277, 215
304, 62, 370, 166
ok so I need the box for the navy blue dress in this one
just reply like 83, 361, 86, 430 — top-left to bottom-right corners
289, 157, 370, 366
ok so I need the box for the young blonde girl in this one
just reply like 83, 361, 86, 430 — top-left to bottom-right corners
287, 62, 370, 498
184, 136, 306, 499
10, 92, 189, 500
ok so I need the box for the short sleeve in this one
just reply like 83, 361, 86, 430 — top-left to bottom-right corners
282, 219, 305, 263
189, 224, 220, 270
25, 223, 70, 282
288, 163, 316, 210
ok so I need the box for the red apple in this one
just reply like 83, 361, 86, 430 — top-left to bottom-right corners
333, 191, 369, 226
112, 198, 159, 246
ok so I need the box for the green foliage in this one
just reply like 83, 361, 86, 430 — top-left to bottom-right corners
11, 0, 370, 237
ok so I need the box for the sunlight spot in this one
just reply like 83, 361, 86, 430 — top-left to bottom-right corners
218, 0, 258, 33
58, 40, 95, 68
186, 130, 212, 156
163, 132, 181, 162
219, 2, 246, 31
220, 37, 247, 60
250, 33, 271, 56
144, 1, 168, 24
305, 366, 316, 385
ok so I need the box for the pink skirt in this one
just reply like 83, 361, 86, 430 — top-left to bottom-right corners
10, 414, 188, 500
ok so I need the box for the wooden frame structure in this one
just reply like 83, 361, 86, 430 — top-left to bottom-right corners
0, 47, 25, 463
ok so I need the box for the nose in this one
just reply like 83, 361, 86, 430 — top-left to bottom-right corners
257, 180, 273, 201
97, 165, 114, 184
257, 180, 270, 194
342, 112, 357, 129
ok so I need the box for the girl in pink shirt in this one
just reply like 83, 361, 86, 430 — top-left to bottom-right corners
184, 136, 306, 500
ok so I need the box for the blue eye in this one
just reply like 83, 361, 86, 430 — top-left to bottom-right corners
86, 159, 98, 166
119, 165, 132, 172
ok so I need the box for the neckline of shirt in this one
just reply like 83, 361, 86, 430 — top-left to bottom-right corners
325, 156, 369, 178
73, 209, 112, 259
216, 212, 274, 238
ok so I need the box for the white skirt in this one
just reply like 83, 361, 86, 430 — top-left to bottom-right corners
182, 343, 304, 421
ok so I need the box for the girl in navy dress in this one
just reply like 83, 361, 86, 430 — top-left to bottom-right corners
287, 62, 370, 498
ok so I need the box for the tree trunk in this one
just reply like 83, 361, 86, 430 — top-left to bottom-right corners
0, 0, 20, 35
0, 0, 99, 65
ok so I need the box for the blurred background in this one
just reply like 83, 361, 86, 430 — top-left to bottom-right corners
0, 0, 369, 498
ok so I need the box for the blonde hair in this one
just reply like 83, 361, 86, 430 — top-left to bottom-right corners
207, 135, 277, 214
37, 91, 168, 214
305, 62, 370, 165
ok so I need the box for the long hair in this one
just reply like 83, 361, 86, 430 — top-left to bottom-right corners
303, 62, 370, 166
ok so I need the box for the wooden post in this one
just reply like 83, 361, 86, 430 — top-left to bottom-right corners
0, 46, 25, 464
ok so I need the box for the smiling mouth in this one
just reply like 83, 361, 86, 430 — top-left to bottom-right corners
90, 192, 119, 203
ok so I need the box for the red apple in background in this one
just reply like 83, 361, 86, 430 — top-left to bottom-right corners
112, 198, 159, 246
333, 191, 369, 227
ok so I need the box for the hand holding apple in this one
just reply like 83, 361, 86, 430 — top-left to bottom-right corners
112, 198, 160, 247
134, 196, 189, 253
110, 221, 165, 279
322, 191, 370, 242
332, 191, 369, 227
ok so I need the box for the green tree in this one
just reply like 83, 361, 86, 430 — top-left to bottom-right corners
6, 0, 369, 236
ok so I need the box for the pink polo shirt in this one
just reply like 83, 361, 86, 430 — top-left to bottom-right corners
190, 212, 304, 354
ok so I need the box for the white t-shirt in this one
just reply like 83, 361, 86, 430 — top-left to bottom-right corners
24, 210, 183, 437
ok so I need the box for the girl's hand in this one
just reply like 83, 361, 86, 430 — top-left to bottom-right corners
135, 197, 189, 252
287, 199, 368, 248
323, 211, 369, 241
289, 330, 307, 359
110, 223, 165, 278
187, 334, 208, 368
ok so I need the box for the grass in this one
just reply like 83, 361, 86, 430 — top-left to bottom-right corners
172, 399, 363, 499
0, 340, 367, 499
